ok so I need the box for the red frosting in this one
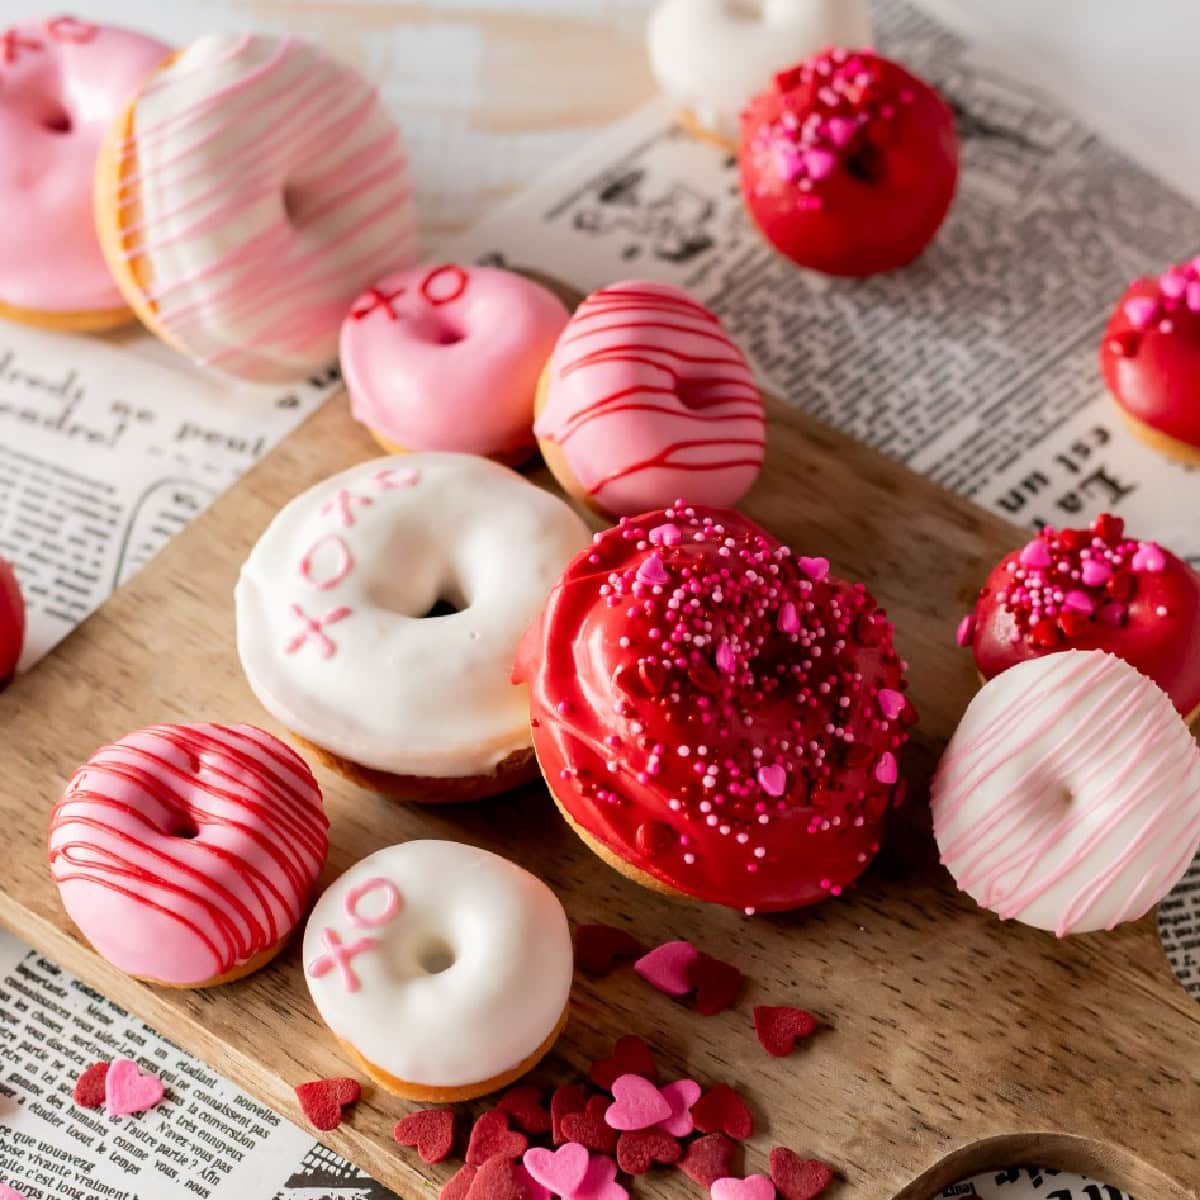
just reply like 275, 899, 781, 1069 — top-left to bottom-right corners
738, 49, 958, 277
1100, 257, 1200, 452
0, 553, 24, 686
962, 513, 1200, 719
514, 504, 914, 913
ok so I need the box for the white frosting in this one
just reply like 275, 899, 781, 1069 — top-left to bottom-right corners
235, 453, 590, 777
303, 841, 573, 1087
932, 651, 1200, 935
127, 33, 417, 382
647, 0, 872, 144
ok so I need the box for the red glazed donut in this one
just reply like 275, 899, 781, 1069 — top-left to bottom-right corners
959, 513, 1200, 725
0, 553, 24, 687
1100, 256, 1200, 464
739, 49, 958, 277
514, 504, 915, 913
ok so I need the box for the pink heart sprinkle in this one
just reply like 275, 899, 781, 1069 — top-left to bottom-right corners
572, 1155, 628, 1200
716, 640, 737, 674
1098, 602, 1127, 627
874, 752, 898, 786
757, 764, 787, 797
1160, 269, 1189, 298
524, 1144, 589, 1198
776, 147, 806, 183
797, 556, 829, 582
711, 1175, 777, 1200
802, 149, 836, 180
105, 1058, 165, 1117
827, 116, 858, 146
605, 1075, 673, 1132
634, 940, 699, 996
876, 688, 906, 720
1123, 296, 1158, 328
955, 613, 976, 647
777, 602, 800, 634
649, 523, 682, 547
1018, 539, 1051, 569
1063, 590, 1095, 614
657, 1079, 701, 1137
1132, 542, 1166, 573
636, 553, 670, 588
0, 1187, 29, 1200
1187, 281, 1200, 313
1080, 559, 1112, 587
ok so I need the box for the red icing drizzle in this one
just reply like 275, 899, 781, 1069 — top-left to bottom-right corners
0, 29, 42, 63
46, 17, 97, 43
350, 265, 469, 321
515, 505, 914, 912
48, 723, 328, 978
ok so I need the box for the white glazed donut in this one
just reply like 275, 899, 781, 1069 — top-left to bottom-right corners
235, 453, 591, 801
932, 650, 1200, 936
647, 0, 873, 146
95, 33, 417, 382
303, 840, 573, 1100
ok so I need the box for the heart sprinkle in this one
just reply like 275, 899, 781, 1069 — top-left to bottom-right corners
604, 1074, 673, 1131
633, 940, 700, 996
295, 1076, 361, 1132
393, 1109, 456, 1163
753, 1007, 820, 1058
105, 1058, 165, 1118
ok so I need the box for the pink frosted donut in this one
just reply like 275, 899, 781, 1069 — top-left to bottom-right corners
0, 16, 169, 328
534, 280, 766, 516
48, 723, 328, 987
341, 264, 570, 463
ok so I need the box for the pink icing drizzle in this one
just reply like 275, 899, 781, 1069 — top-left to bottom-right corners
284, 603, 351, 658
344, 877, 402, 928
299, 533, 353, 590
307, 927, 378, 992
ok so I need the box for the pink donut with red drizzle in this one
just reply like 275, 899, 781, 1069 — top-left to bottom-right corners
533, 281, 766, 517
0, 552, 24, 688
341, 264, 569, 463
514, 503, 915, 913
1100, 255, 1200, 464
48, 723, 327, 987
958, 513, 1200, 725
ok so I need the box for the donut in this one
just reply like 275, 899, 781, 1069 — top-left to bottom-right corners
739, 49, 958, 277
534, 281, 766, 518
647, 0, 872, 149
514, 503, 915, 914
235, 453, 591, 802
1100, 255, 1200, 465
94, 33, 416, 382
48, 723, 328, 987
958, 513, 1200, 725
931, 651, 1200, 936
0, 16, 168, 330
0, 552, 24, 688
303, 840, 572, 1101
340, 264, 569, 464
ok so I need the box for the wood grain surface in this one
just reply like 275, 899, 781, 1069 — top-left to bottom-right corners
0, 387, 1196, 1200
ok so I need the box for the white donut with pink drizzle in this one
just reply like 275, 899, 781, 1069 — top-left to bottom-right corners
97, 33, 416, 382
931, 650, 1200, 936
534, 280, 766, 518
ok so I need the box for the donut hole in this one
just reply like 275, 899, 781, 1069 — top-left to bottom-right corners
421, 596, 462, 619
846, 142, 886, 185
415, 936, 456, 976
282, 182, 317, 229
41, 104, 73, 135
676, 378, 714, 411
167, 813, 201, 840
724, 0, 763, 18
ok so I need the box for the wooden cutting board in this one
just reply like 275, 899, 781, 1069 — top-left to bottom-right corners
0, 389, 1196, 1200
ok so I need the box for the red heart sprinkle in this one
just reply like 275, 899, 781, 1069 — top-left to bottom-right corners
692, 1084, 754, 1140
589, 1034, 658, 1091
393, 1109, 455, 1163
769, 1149, 836, 1200
442, 1165, 479, 1200
72, 1062, 110, 1110
496, 1084, 552, 1135
615, 1129, 683, 1175
550, 1083, 588, 1146
574, 924, 644, 977
294, 1077, 361, 1131
559, 1095, 618, 1154
686, 954, 743, 1016
467, 1110, 528, 1166
754, 1007, 820, 1058
679, 1133, 738, 1189
466, 1157, 542, 1200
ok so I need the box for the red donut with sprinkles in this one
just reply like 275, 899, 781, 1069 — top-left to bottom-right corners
739, 48, 959, 276
514, 504, 915, 913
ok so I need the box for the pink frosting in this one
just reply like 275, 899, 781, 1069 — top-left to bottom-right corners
534, 280, 766, 515
0, 18, 169, 313
48, 723, 328, 985
341, 264, 569, 460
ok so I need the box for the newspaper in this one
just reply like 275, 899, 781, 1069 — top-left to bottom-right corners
0, 0, 1194, 1194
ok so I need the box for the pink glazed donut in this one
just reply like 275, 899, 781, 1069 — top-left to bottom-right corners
534, 280, 766, 517
48, 723, 328, 987
342, 264, 570, 463
0, 16, 169, 329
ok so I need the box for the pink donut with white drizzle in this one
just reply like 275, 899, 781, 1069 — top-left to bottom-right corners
534, 280, 766, 517
95, 33, 417, 382
341, 264, 569, 463
0, 16, 169, 329
48, 723, 328, 986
